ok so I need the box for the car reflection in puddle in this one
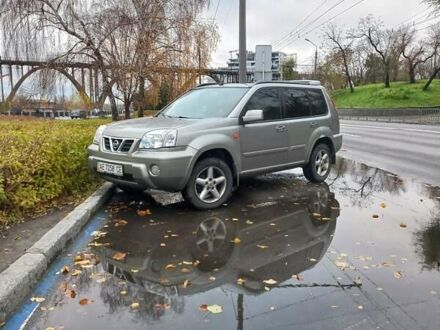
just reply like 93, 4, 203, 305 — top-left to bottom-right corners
94, 182, 339, 299
23, 158, 440, 330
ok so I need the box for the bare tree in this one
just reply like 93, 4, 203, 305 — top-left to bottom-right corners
324, 23, 355, 93
357, 15, 401, 88
398, 26, 437, 84
424, 24, 440, 91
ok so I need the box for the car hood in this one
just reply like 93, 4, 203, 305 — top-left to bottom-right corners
103, 116, 197, 139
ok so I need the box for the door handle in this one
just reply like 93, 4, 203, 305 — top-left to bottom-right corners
276, 125, 287, 133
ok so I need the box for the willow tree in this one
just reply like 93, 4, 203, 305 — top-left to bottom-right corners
0, 0, 217, 120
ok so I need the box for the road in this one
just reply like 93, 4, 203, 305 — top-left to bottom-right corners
5, 158, 440, 330
340, 120, 440, 186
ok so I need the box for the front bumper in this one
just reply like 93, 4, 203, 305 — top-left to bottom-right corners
88, 144, 197, 192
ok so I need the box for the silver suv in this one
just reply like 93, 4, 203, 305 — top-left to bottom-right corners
88, 81, 342, 209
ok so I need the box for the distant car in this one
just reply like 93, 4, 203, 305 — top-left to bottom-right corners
88, 81, 343, 209
91, 109, 105, 117
71, 110, 87, 119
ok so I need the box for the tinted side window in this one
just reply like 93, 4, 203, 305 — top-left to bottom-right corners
244, 88, 281, 121
282, 88, 310, 119
308, 89, 328, 116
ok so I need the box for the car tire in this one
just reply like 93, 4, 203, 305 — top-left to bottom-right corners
183, 157, 233, 210
303, 143, 332, 183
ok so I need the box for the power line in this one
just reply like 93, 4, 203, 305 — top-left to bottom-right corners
275, 0, 349, 50
273, 0, 330, 48
278, 0, 366, 51
213, 0, 221, 20
392, 8, 431, 28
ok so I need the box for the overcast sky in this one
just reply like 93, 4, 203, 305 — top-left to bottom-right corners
204, 0, 435, 69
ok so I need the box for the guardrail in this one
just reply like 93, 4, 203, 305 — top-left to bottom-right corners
337, 107, 440, 125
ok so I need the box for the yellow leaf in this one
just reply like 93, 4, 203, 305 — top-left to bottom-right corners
263, 279, 278, 285
237, 278, 245, 285
131, 302, 140, 309
256, 245, 269, 249
233, 237, 241, 244
165, 264, 176, 270
394, 271, 404, 279
206, 304, 223, 314
30, 297, 46, 303
380, 202, 387, 209
60, 266, 70, 275
112, 252, 126, 261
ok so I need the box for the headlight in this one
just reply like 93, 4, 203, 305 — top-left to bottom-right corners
93, 125, 107, 145
139, 129, 177, 149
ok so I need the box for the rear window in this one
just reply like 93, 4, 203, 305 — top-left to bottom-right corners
308, 89, 328, 116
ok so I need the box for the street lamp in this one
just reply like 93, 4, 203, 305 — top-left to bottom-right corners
305, 38, 318, 79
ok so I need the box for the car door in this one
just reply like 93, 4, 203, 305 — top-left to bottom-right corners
281, 87, 314, 164
239, 87, 289, 173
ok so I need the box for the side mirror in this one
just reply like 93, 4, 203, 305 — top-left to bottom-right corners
242, 109, 263, 124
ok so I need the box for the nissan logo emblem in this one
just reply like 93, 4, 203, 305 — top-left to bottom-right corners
112, 140, 120, 149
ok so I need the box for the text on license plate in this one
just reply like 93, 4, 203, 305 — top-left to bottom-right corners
97, 162, 124, 176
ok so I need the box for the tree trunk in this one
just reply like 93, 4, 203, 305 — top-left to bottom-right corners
124, 97, 131, 120
409, 64, 416, 84
137, 76, 145, 118
385, 72, 390, 88
109, 93, 118, 121
342, 53, 355, 93
424, 67, 440, 91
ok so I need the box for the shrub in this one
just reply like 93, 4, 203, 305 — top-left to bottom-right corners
0, 117, 110, 226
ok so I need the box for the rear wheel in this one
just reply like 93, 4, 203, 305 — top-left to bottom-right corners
303, 144, 332, 183
183, 157, 233, 210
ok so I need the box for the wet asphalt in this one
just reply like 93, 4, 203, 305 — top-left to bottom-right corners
7, 158, 440, 330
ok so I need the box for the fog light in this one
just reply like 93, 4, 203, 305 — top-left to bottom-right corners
150, 164, 160, 176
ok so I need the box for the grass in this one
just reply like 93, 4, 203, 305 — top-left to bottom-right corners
332, 80, 440, 109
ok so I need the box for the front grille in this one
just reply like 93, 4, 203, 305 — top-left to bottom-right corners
102, 137, 135, 153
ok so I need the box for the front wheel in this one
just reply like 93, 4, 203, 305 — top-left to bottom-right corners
183, 158, 233, 210
303, 144, 332, 183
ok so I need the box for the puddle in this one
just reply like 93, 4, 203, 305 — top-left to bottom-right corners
20, 158, 440, 330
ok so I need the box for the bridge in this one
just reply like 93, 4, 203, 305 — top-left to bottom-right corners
0, 58, 257, 110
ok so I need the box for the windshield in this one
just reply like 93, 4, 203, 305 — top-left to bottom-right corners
159, 87, 248, 119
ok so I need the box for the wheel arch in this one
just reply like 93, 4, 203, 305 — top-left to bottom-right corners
309, 136, 336, 164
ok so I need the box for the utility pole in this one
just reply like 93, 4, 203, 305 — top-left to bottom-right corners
305, 38, 318, 79
239, 0, 247, 83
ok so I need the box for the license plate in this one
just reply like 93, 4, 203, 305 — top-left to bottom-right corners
97, 162, 124, 177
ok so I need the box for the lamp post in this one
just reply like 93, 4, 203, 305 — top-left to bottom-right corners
305, 38, 318, 79
239, 0, 247, 83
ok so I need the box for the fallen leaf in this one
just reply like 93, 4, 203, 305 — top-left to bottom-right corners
181, 268, 191, 273
74, 260, 91, 266
120, 291, 128, 296
292, 274, 304, 281
237, 278, 245, 285
114, 219, 128, 227
245, 220, 254, 225
160, 243, 166, 247
182, 280, 191, 288
394, 271, 404, 279
60, 266, 70, 275
137, 209, 151, 217
182, 261, 193, 265
335, 261, 350, 270
112, 252, 126, 261
312, 213, 321, 217
233, 237, 241, 244
30, 297, 46, 303
130, 302, 140, 309
96, 278, 107, 284
71, 269, 82, 276
79, 298, 92, 305
263, 279, 278, 285
232, 218, 239, 221
91, 231, 107, 238
131, 269, 139, 273
256, 245, 269, 249
380, 202, 387, 208
357, 305, 364, 310
382, 261, 395, 267
400, 223, 407, 228
165, 264, 177, 270
309, 258, 317, 262
209, 276, 216, 281
206, 304, 223, 314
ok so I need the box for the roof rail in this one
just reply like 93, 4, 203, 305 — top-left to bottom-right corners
254, 80, 321, 86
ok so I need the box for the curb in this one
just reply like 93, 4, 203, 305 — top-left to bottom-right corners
0, 182, 114, 323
